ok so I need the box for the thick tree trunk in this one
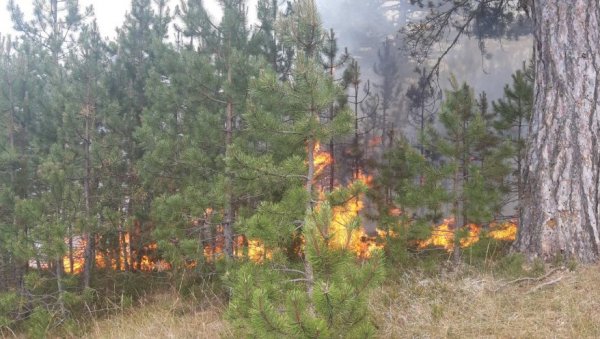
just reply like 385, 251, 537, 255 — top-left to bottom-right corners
517, 1, 600, 262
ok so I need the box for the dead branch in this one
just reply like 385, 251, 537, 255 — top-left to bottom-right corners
489, 267, 560, 292
526, 276, 564, 294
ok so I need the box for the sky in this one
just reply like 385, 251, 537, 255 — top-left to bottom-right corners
0, 0, 533, 104
0, 0, 255, 39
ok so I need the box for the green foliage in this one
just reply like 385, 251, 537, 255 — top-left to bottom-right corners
425, 76, 512, 247
227, 200, 385, 338
0, 0, 539, 336
493, 61, 534, 210
0, 292, 19, 328
24, 307, 52, 339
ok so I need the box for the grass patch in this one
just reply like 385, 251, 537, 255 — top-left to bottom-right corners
83, 290, 230, 338
370, 264, 600, 338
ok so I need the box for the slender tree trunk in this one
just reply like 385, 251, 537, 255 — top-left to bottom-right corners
224, 36, 234, 258
419, 89, 425, 156
452, 152, 464, 264
353, 82, 360, 179
517, 0, 600, 262
304, 138, 316, 299
328, 47, 336, 192
82, 88, 94, 287
516, 111, 523, 215
55, 256, 66, 317
120, 230, 129, 271
68, 231, 73, 274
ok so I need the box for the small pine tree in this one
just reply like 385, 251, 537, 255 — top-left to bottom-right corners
406, 66, 439, 157
227, 1, 384, 336
493, 62, 533, 214
227, 187, 385, 338
425, 76, 511, 262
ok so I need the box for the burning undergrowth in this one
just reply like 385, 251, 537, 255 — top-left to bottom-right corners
36, 142, 517, 275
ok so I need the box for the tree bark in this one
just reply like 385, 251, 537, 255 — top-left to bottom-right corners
517, 0, 600, 262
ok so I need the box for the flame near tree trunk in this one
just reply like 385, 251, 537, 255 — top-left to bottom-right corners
50, 142, 518, 274
417, 218, 518, 252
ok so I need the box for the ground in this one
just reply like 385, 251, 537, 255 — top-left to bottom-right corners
79, 263, 600, 338
371, 263, 600, 338
86, 292, 231, 339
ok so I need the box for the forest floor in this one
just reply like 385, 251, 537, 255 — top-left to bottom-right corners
80, 262, 600, 338
85, 291, 231, 338
371, 263, 600, 338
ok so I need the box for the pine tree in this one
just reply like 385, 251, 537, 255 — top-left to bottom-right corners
220, 0, 251, 258
249, 0, 293, 76
372, 38, 402, 152
425, 76, 511, 262
0, 35, 30, 292
227, 192, 385, 338
104, 0, 171, 271
493, 62, 533, 216
406, 66, 438, 157
61, 21, 109, 287
227, 1, 384, 336
343, 59, 370, 180
321, 29, 349, 191
136, 35, 225, 272
6, 0, 91, 302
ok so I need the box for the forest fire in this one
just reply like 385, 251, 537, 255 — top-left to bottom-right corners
313, 141, 333, 177
203, 235, 272, 263
60, 233, 171, 274
46, 177, 517, 276
311, 139, 386, 259
417, 218, 518, 251
48, 143, 518, 275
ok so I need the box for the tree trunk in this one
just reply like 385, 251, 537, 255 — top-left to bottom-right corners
304, 138, 316, 299
55, 256, 66, 317
223, 36, 234, 258
328, 47, 336, 192
353, 81, 360, 179
517, 0, 600, 262
82, 88, 94, 288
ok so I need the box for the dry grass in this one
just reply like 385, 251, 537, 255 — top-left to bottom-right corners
370, 264, 600, 338
83, 292, 231, 339
71, 263, 600, 338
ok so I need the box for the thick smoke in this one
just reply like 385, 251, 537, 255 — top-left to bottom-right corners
317, 2, 532, 94
316, 0, 532, 142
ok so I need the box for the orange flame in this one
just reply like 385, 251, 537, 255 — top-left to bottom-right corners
246, 239, 272, 263
418, 218, 518, 251
488, 221, 517, 241
59, 232, 172, 274
312, 141, 333, 177
323, 170, 389, 259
